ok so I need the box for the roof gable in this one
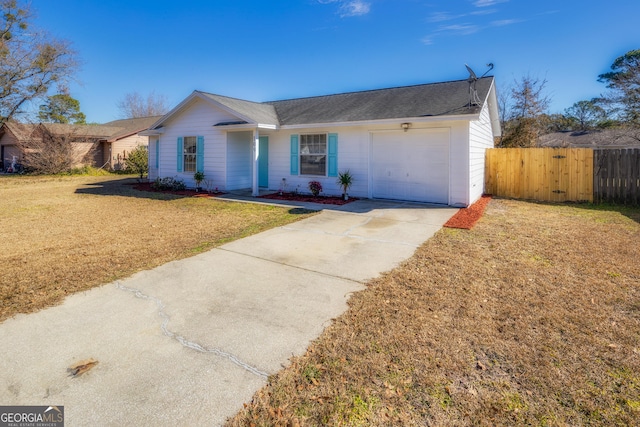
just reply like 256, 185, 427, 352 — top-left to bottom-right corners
1, 122, 37, 141
146, 91, 279, 132
198, 92, 279, 127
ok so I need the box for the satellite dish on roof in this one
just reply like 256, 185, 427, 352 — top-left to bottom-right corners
465, 64, 478, 82
465, 64, 481, 107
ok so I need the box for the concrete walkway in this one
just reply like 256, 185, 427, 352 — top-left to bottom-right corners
0, 198, 457, 426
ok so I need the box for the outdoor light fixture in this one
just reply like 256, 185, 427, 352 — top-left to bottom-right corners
401, 122, 411, 132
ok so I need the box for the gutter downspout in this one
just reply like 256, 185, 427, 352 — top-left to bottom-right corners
252, 128, 259, 196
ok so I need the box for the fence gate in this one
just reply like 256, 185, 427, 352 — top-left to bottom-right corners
485, 148, 594, 203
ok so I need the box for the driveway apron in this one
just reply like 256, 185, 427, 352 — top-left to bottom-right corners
0, 199, 457, 426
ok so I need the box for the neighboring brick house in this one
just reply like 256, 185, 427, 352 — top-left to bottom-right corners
0, 116, 161, 171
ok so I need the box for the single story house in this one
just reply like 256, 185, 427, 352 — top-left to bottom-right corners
0, 116, 161, 171
142, 76, 500, 207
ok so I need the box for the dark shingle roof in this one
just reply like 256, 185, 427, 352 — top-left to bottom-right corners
102, 116, 163, 141
265, 77, 494, 125
150, 77, 495, 130
198, 92, 279, 126
2, 116, 162, 142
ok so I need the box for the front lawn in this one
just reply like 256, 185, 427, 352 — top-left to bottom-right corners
0, 175, 314, 322
228, 199, 640, 426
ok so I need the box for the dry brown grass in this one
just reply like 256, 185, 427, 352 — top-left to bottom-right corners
228, 199, 640, 426
0, 175, 314, 322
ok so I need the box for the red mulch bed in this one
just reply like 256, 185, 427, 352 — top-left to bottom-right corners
443, 195, 492, 229
258, 192, 357, 205
132, 182, 225, 198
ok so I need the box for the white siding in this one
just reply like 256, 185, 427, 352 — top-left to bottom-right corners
468, 102, 494, 204
264, 125, 369, 197
444, 122, 470, 207
226, 131, 252, 190
265, 121, 470, 204
157, 98, 236, 189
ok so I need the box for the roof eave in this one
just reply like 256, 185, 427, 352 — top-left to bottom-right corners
105, 127, 152, 142
486, 81, 502, 137
280, 113, 482, 130
139, 127, 164, 136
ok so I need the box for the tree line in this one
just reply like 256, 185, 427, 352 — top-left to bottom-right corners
499, 49, 640, 147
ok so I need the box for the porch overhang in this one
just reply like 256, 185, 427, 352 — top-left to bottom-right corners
213, 122, 277, 131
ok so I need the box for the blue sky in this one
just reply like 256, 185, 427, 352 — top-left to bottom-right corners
31, 0, 639, 123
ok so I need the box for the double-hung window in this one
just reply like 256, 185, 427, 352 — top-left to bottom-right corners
183, 136, 197, 172
177, 136, 203, 173
290, 133, 337, 177
300, 134, 327, 176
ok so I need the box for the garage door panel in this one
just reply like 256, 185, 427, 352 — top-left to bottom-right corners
371, 129, 449, 204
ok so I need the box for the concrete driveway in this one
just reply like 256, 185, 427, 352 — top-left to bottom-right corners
0, 198, 457, 426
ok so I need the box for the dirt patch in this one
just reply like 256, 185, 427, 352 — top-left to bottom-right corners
259, 192, 357, 205
443, 194, 491, 229
0, 175, 315, 322
228, 199, 640, 426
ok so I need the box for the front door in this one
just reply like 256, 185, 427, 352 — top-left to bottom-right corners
259, 136, 269, 187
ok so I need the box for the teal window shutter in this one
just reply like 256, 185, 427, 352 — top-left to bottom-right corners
327, 133, 338, 177
290, 134, 299, 175
177, 137, 183, 172
155, 139, 159, 169
196, 136, 204, 173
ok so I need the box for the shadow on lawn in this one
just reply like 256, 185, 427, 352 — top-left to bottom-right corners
75, 177, 314, 215
75, 177, 190, 200
515, 197, 640, 225
574, 202, 640, 224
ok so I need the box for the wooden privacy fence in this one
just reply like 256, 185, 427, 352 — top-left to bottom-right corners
594, 148, 640, 205
485, 148, 594, 203
486, 147, 640, 204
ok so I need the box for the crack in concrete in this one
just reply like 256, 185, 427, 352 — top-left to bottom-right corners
217, 247, 366, 285
115, 282, 269, 379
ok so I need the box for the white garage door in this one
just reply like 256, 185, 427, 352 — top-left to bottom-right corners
371, 128, 450, 204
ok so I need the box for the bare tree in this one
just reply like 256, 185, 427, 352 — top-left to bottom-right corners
116, 91, 169, 118
16, 123, 98, 174
0, 1, 79, 126
500, 75, 551, 147
496, 82, 512, 146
